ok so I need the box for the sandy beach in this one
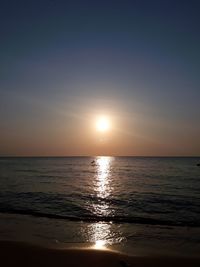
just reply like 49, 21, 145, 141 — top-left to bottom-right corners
0, 241, 200, 267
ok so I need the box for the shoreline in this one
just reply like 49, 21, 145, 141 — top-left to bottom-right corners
0, 241, 200, 267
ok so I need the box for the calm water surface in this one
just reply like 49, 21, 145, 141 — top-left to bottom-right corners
0, 157, 200, 255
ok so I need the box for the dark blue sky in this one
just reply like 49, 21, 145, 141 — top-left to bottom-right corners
1, 0, 200, 155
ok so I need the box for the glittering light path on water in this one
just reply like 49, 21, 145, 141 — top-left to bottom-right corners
89, 156, 116, 248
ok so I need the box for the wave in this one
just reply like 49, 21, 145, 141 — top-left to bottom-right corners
0, 208, 200, 228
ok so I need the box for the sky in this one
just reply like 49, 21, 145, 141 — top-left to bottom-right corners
0, 0, 200, 156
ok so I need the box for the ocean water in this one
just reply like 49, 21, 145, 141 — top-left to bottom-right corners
0, 156, 200, 256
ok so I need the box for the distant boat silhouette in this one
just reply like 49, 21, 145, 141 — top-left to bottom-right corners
91, 160, 96, 166
197, 163, 200, 166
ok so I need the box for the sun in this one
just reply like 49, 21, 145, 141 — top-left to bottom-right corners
96, 116, 110, 132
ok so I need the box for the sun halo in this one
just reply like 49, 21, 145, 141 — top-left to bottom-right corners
96, 116, 110, 132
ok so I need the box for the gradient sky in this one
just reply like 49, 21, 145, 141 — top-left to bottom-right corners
0, 0, 200, 156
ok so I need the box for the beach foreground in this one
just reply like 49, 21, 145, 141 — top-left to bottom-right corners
0, 241, 200, 267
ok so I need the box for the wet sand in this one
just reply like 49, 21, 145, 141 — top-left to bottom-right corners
0, 241, 200, 267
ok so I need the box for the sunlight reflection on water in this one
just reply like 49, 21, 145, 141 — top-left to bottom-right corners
92, 156, 113, 215
82, 221, 125, 249
89, 157, 115, 248
87, 222, 111, 249
81, 157, 125, 249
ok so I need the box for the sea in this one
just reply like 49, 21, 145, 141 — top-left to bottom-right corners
0, 156, 200, 256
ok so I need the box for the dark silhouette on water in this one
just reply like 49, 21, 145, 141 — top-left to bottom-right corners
91, 160, 96, 166
197, 163, 200, 166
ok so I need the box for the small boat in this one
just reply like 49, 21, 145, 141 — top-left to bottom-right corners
197, 163, 200, 167
91, 160, 96, 166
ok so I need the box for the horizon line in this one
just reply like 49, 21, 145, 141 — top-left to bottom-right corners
0, 155, 200, 158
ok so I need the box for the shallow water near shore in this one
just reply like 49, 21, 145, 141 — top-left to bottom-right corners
0, 156, 200, 256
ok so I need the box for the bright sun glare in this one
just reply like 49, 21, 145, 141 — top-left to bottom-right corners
93, 240, 107, 250
96, 116, 110, 132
